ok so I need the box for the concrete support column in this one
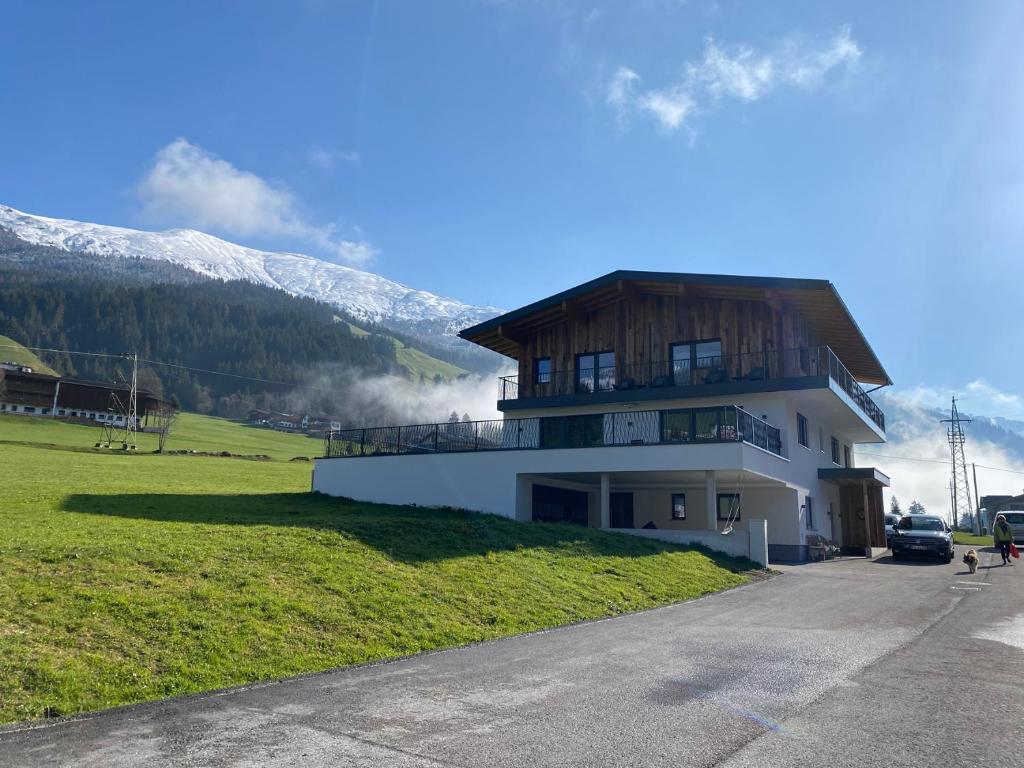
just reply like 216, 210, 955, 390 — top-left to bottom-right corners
705, 470, 717, 531
748, 519, 769, 567
515, 475, 532, 522
861, 480, 873, 558
600, 473, 611, 529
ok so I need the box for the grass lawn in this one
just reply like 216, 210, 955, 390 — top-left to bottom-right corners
953, 532, 994, 547
0, 411, 322, 461
0, 415, 758, 724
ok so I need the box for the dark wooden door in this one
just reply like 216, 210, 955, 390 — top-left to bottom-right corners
610, 492, 634, 529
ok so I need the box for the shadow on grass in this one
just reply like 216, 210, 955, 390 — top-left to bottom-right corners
59, 492, 755, 570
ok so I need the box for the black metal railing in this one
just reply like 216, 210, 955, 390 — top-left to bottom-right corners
323, 405, 784, 459
499, 345, 884, 431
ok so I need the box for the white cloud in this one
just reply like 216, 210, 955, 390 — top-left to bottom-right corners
138, 138, 376, 266
307, 145, 361, 170
607, 26, 861, 132
886, 379, 1024, 421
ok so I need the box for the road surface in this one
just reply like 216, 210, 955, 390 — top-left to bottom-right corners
2, 546, 1021, 767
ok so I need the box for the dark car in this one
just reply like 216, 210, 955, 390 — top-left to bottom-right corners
890, 515, 955, 562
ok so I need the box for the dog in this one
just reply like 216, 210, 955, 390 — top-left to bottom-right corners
963, 549, 979, 574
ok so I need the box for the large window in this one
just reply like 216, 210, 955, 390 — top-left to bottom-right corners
717, 493, 741, 521
671, 493, 686, 520
797, 413, 809, 448
662, 409, 693, 443
540, 414, 604, 449
575, 351, 615, 393
831, 436, 841, 465
534, 357, 551, 385
805, 497, 815, 529
670, 339, 723, 386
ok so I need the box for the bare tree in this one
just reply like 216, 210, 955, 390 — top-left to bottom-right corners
153, 402, 179, 453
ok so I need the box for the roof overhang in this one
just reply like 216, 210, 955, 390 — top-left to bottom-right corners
818, 467, 891, 487
458, 270, 891, 386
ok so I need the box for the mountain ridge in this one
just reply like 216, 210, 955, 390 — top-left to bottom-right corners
0, 204, 503, 343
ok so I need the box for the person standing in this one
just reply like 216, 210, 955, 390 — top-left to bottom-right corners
993, 514, 1014, 565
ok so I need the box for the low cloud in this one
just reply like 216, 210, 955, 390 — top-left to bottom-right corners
860, 393, 1024, 527
607, 26, 861, 132
885, 379, 1024, 421
138, 138, 376, 266
277, 357, 513, 429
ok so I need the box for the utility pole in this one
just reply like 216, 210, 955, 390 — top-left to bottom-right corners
940, 397, 972, 532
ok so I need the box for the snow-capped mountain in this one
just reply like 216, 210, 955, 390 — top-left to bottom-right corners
0, 205, 502, 341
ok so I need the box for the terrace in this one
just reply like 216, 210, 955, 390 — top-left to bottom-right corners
322, 404, 785, 459
499, 345, 885, 432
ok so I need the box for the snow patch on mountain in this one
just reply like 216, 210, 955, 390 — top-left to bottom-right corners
0, 205, 502, 337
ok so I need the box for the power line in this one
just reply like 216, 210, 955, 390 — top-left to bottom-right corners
0, 343, 345, 395
857, 451, 1024, 477
0, 343, 125, 360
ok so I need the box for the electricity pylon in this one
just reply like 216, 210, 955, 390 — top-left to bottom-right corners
940, 397, 974, 533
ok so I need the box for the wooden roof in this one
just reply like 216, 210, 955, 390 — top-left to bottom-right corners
459, 270, 891, 386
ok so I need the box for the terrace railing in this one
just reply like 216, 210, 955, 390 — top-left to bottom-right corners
499, 345, 884, 432
323, 405, 784, 459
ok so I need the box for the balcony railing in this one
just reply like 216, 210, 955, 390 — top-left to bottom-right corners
499, 345, 884, 432
323, 405, 784, 459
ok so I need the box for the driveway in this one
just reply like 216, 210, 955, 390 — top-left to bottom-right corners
3, 547, 1022, 768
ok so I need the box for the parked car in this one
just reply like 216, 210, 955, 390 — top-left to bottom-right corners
885, 513, 903, 547
890, 515, 955, 562
996, 511, 1024, 543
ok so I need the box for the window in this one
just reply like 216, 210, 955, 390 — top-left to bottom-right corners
843, 445, 851, 468
23, 406, 36, 413
670, 339, 723, 385
818, 427, 824, 452
831, 437, 841, 465
534, 357, 551, 385
797, 413, 808, 448
0, 403, 5, 410
671, 493, 686, 520
57, 409, 65, 416
575, 351, 615, 393
662, 409, 693, 443
717, 493, 741, 521
805, 497, 815, 529
540, 414, 604, 448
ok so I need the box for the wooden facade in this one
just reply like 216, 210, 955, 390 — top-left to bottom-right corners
461, 271, 892, 387
839, 483, 887, 550
517, 293, 819, 383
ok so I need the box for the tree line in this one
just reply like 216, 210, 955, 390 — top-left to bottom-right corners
0, 254, 409, 416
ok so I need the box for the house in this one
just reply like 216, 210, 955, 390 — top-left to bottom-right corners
312, 271, 892, 565
0, 366, 167, 426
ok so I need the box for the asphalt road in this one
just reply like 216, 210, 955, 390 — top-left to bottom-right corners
2, 546, 1022, 768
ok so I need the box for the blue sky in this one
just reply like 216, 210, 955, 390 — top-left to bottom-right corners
3, 0, 1024, 415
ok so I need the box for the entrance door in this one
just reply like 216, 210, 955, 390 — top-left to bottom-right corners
610, 492, 634, 529
532, 484, 589, 526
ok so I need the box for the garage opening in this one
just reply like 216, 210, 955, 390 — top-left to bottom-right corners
532, 484, 589, 526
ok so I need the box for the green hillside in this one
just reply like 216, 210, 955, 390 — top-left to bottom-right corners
343, 321, 466, 381
0, 334, 59, 376
0, 413, 756, 724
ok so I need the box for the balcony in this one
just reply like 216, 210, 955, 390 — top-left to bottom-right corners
499, 345, 885, 432
323, 405, 784, 459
